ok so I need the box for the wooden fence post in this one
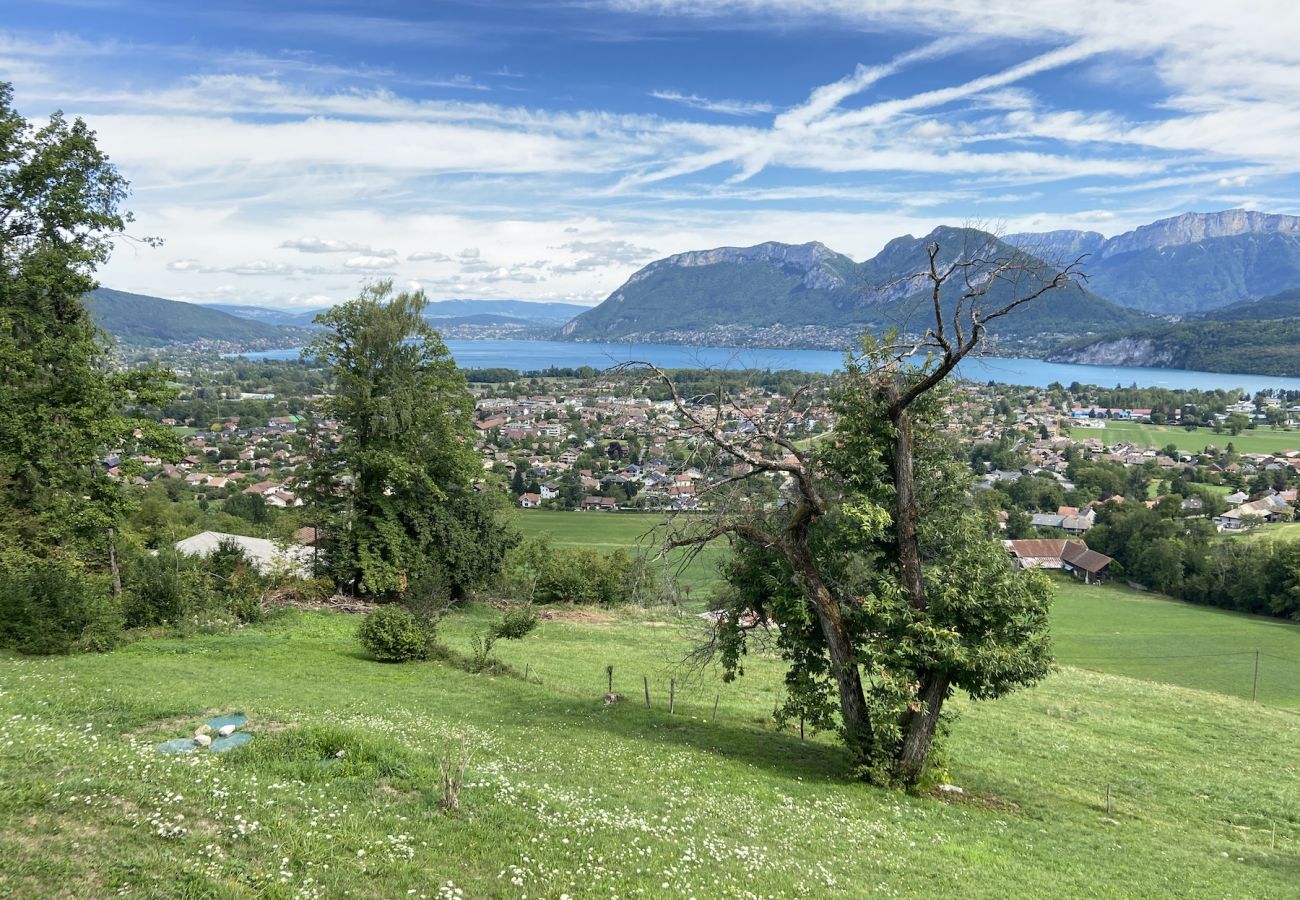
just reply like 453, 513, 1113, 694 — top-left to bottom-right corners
643, 675, 650, 708
669, 678, 676, 714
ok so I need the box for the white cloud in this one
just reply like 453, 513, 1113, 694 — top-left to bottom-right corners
281, 236, 388, 254
343, 254, 399, 270
7, 1, 1300, 307
650, 90, 774, 116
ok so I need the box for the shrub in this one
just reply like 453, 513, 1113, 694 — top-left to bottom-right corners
358, 605, 431, 662
0, 562, 122, 655
468, 603, 539, 673
493, 603, 539, 640
502, 538, 660, 605
122, 549, 209, 628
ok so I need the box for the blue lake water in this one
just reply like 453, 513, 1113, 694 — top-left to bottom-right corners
238, 339, 1300, 393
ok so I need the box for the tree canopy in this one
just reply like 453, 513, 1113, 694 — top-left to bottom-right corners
0, 82, 178, 573
307, 282, 517, 598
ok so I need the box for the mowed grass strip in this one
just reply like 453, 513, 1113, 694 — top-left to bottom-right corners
1098, 420, 1300, 455
0, 605, 1298, 898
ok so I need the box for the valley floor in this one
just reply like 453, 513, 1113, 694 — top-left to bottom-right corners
1, 596, 1297, 898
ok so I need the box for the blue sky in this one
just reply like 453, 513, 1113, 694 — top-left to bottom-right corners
4, 0, 1299, 308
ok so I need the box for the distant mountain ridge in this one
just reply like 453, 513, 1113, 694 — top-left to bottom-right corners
89, 290, 593, 348
204, 298, 590, 328
87, 288, 304, 347
1006, 210, 1300, 314
560, 227, 1145, 350
1047, 285, 1300, 376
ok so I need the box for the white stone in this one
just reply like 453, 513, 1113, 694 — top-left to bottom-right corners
193, 734, 212, 747
218, 724, 237, 737
194, 725, 212, 737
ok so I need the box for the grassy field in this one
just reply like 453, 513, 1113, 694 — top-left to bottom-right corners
516, 512, 1300, 707
1, 600, 1298, 898
1051, 577, 1300, 709
1097, 420, 1300, 455
517, 509, 726, 594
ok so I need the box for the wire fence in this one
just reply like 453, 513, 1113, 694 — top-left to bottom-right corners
1055, 649, 1300, 711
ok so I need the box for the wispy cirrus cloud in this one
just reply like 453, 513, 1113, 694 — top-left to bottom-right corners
650, 90, 773, 116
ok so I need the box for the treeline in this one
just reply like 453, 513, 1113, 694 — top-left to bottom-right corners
1087, 501, 1300, 620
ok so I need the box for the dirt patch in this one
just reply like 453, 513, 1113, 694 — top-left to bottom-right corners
124, 710, 221, 738
375, 781, 420, 801
540, 609, 616, 623
639, 621, 670, 628
929, 786, 1020, 813
265, 591, 376, 615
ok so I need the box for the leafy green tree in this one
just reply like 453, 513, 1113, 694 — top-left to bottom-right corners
644, 236, 1077, 787
0, 82, 179, 587
223, 491, 272, 526
307, 282, 517, 598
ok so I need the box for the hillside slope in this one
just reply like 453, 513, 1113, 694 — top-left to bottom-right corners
0, 605, 1295, 897
88, 288, 301, 346
1201, 286, 1300, 321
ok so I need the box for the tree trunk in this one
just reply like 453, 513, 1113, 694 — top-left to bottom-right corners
894, 671, 951, 786
107, 527, 122, 597
787, 539, 872, 758
890, 402, 951, 784
890, 407, 926, 610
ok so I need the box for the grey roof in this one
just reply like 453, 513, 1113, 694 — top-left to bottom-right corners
175, 531, 312, 578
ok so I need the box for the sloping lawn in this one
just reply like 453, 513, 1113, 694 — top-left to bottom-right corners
0, 605, 1297, 898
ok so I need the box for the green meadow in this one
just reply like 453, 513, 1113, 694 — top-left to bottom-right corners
1097, 420, 1300, 455
1050, 578, 1300, 708
2, 566, 1299, 896
3, 514, 1299, 897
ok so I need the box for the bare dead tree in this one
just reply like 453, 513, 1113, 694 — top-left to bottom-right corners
621, 233, 1085, 784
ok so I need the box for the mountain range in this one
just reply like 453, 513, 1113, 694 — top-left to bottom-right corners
1005, 210, 1300, 314
557, 210, 1300, 374
202, 298, 587, 328
87, 288, 305, 346
87, 209, 1300, 375
87, 291, 589, 347
560, 226, 1144, 350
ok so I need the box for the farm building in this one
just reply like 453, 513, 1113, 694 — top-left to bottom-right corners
1004, 539, 1113, 584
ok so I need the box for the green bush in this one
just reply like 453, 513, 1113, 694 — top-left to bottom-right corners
122, 549, 208, 628
493, 603, 539, 640
358, 605, 431, 662
503, 538, 658, 605
0, 562, 122, 655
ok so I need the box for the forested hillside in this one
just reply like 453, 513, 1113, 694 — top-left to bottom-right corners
88, 288, 304, 346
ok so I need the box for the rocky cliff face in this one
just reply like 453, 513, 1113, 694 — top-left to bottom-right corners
1005, 209, 1300, 314
1049, 337, 1175, 367
1101, 210, 1300, 258
626, 241, 851, 291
